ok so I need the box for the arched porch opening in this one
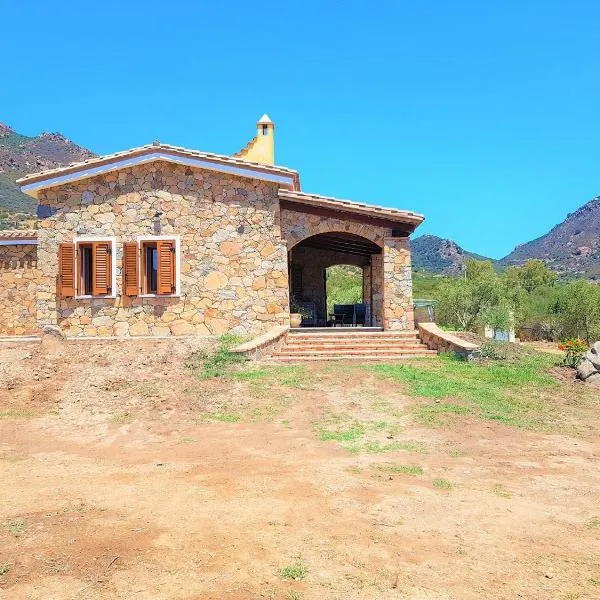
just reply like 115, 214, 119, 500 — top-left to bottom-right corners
288, 232, 383, 327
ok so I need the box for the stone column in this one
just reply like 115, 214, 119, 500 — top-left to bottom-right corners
362, 263, 372, 325
383, 237, 414, 330
371, 253, 384, 327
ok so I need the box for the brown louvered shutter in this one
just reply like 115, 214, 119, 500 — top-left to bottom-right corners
157, 240, 175, 295
58, 243, 75, 298
123, 242, 139, 296
92, 242, 111, 296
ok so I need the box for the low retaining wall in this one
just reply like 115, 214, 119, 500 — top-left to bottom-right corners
230, 326, 289, 360
418, 322, 480, 359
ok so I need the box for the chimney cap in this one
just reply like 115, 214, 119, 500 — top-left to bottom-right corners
257, 113, 273, 125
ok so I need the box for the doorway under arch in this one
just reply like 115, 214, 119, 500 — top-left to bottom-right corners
288, 232, 383, 327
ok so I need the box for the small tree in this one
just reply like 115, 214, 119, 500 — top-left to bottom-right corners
552, 280, 600, 343
505, 260, 557, 293
436, 259, 509, 331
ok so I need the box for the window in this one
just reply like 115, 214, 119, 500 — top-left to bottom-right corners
122, 237, 179, 297
58, 239, 115, 298
262, 124, 268, 136
143, 243, 158, 294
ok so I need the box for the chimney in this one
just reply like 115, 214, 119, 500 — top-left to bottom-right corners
233, 113, 275, 165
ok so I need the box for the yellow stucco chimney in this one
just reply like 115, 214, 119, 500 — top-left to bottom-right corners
233, 114, 275, 165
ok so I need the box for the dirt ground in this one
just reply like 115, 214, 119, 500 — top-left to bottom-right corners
1, 337, 599, 600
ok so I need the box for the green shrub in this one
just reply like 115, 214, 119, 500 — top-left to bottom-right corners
185, 334, 245, 379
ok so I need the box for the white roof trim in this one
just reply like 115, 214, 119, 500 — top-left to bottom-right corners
20, 151, 296, 197
0, 239, 38, 246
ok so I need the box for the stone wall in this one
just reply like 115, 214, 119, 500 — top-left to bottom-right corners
36, 162, 290, 337
281, 208, 385, 249
0, 244, 40, 335
418, 322, 480, 358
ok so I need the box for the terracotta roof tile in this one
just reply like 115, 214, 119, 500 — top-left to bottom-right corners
0, 229, 37, 241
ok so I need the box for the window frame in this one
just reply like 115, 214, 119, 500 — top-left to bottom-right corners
73, 236, 117, 299
135, 235, 181, 298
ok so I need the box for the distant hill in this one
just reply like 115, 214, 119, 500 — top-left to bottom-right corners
0, 122, 95, 215
500, 196, 600, 279
411, 234, 494, 275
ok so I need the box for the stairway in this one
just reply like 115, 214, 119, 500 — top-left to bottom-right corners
269, 328, 436, 362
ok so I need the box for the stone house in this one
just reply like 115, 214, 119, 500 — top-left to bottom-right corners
1, 115, 424, 339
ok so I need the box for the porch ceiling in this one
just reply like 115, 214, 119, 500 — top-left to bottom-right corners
296, 232, 381, 256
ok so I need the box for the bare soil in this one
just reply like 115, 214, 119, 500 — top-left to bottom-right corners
1, 338, 599, 599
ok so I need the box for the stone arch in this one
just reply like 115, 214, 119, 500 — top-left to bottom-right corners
280, 210, 385, 250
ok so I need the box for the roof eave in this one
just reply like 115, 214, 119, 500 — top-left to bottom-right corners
278, 190, 424, 230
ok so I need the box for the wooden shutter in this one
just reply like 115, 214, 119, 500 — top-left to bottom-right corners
92, 242, 111, 296
157, 240, 175, 295
58, 243, 75, 298
123, 242, 139, 296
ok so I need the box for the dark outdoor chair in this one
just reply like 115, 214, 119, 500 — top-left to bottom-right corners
354, 303, 367, 326
331, 304, 355, 326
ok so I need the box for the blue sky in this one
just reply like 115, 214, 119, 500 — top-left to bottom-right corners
2, 1, 599, 258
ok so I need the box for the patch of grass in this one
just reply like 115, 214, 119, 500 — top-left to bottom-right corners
0, 409, 32, 419
203, 412, 240, 423
375, 463, 424, 476
585, 517, 600, 529
232, 365, 309, 397
370, 397, 402, 417
493, 484, 512, 499
185, 334, 246, 379
347, 440, 428, 454
589, 578, 600, 586
136, 381, 160, 398
0, 563, 10, 576
177, 437, 196, 444
413, 402, 471, 426
448, 448, 466, 457
320, 422, 365, 442
111, 411, 135, 424
432, 478, 454, 490
279, 562, 308, 581
3, 518, 27, 537
287, 592, 303, 600
366, 352, 558, 429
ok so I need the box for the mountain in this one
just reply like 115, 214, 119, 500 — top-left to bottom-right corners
0, 122, 95, 216
411, 234, 494, 275
501, 196, 600, 278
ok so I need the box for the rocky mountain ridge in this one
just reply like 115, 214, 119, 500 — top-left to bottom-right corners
0, 122, 95, 215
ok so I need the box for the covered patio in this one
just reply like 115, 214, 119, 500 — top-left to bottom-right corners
288, 232, 382, 327
279, 189, 424, 331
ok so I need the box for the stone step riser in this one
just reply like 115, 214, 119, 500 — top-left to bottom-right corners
284, 345, 429, 351
286, 335, 419, 342
274, 351, 437, 357
289, 331, 418, 336
269, 355, 436, 362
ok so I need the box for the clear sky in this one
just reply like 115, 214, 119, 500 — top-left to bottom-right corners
2, 1, 599, 258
